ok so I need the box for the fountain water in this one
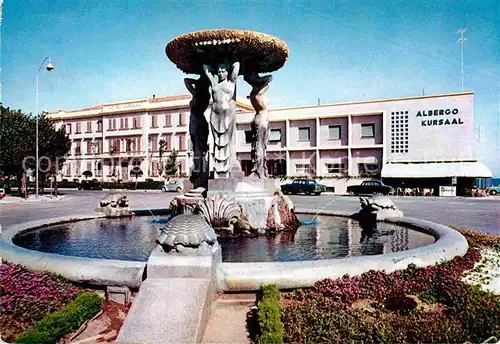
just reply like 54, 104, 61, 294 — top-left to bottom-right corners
300, 197, 341, 226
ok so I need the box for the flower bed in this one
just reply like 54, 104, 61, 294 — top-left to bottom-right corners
279, 230, 500, 343
0, 263, 88, 342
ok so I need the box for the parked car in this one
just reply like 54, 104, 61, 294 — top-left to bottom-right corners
347, 180, 393, 196
162, 179, 184, 193
0, 188, 5, 199
280, 179, 327, 195
488, 185, 500, 196
77, 179, 102, 190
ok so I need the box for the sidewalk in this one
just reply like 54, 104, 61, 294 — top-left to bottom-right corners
0, 195, 65, 204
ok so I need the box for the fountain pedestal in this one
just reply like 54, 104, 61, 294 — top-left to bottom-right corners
171, 178, 299, 235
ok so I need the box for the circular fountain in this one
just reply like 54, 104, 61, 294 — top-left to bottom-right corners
0, 204, 468, 290
0, 31, 469, 292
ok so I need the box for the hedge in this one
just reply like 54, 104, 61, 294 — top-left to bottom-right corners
15, 293, 103, 344
257, 284, 284, 344
101, 181, 164, 190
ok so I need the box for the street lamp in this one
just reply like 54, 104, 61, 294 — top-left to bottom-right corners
36, 57, 55, 198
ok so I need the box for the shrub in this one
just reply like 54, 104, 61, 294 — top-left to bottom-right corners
257, 284, 283, 344
15, 293, 103, 344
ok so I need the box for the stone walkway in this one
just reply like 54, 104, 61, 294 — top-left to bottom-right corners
202, 294, 256, 344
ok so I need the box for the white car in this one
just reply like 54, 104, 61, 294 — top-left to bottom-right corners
161, 179, 184, 193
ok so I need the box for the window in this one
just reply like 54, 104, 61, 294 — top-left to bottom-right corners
178, 113, 187, 126
165, 114, 172, 127
109, 138, 120, 153
66, 163, 72, 176
97, 120, 103, 132
108, 118, 116, 130
298, 127, 310, 141
87, 161, 92, 172
86, 121, 92, 133
269, 129, 282, 142
328, 125, 341, 140
179, 134, 186, 150
126, 137, 141, 152
86, 140, 92, 154
361, 123, 375, 138
151, 115, 158, 128
133, 117, 141, 129
152, 161, 158, 177
295, 163, 311, 174
163, 135, 171, 150
75, 122, 81, 134
135, 137, 141, 152
76, 163, 81, 176
149, 135, 158, 152
326, 163, 345, 174
97, 162, 102, 177
66, 123, 72, 134
75, 141, 81, 155
358, 163, 379, 177
244, 130, 253, 144
95, 140, 102, 154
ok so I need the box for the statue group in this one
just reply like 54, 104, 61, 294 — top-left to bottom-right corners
185, 60, 272, 187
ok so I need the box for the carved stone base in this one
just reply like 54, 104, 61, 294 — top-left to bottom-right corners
170, 187, 206, 215
207, 177, 280, 195
171, 180, 298, 235
101, 207, 133, 218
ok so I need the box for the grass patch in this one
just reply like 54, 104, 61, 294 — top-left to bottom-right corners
15, 293, 103, 344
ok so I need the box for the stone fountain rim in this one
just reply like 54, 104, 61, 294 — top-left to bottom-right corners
0, 209, 468, 290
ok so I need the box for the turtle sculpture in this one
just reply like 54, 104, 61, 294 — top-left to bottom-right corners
358, 195, 403, 220
97, 193, 132, 217
156, 214, 219, 256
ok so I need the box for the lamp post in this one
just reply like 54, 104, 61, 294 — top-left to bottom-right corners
36, 57, 55, 198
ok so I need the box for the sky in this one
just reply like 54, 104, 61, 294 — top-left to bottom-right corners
1, 0, 499, 176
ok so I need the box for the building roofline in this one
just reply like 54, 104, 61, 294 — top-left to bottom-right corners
45, 91, 473, 120
270, 92, 474, 112
45, 94, 253, 120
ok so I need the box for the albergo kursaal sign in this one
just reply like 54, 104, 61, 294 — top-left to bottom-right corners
416, 108, 465, 126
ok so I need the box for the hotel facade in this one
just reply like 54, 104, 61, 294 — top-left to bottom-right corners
46, 92, 492, 195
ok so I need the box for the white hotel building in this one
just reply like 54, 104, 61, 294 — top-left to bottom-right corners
46, 91, 492, 195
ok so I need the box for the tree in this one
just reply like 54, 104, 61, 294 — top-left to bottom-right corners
164, 148, 179, 177
0, 106, 71, 194
130, 167, 143, 189
158, 139, 167, 177
82, 170, 93, 179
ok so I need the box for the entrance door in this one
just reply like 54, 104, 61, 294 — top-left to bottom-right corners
240, 160, 252, 176
121, 161, 129, 181
267, 159, 286, 177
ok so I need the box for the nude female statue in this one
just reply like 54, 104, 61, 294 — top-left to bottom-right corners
203, 61, 240, 179
184, 75, 211, 188
244, 71, 273, 178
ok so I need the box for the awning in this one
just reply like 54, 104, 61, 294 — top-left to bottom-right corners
381, 161, 493, 178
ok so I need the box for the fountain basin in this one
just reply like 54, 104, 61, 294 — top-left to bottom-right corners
0, 210, 468, 290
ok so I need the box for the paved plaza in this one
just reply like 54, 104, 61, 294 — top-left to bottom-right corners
0, 190, 498, 234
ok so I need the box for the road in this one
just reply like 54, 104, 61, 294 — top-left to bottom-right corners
0, 190, 499, 234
